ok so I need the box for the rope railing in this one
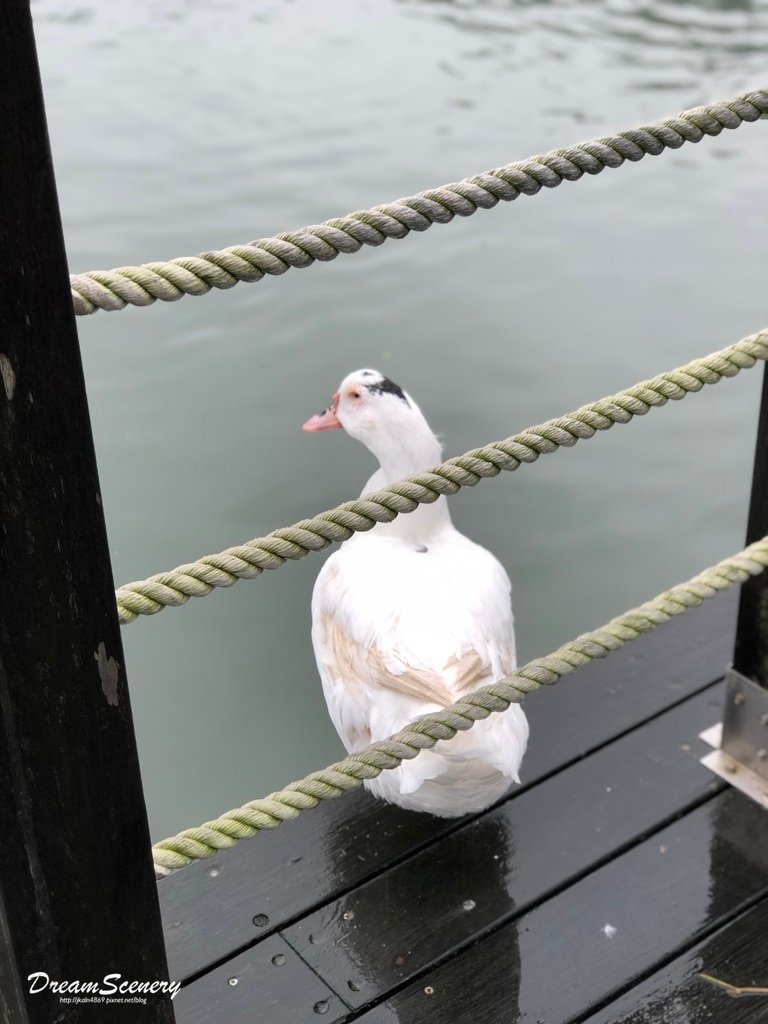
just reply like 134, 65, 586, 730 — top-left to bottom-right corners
116, 328, 768, 625
71, 90, 767, 317
152, 533, 768, 876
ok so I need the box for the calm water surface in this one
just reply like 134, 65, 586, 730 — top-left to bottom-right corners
34, 0, 768, 840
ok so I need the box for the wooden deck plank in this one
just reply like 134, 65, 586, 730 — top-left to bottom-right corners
583, 896, 768, 1024
160, 588, 737, 982
281, 684, 725, 1009
172, 934, 348, 1024
354, 789, 768, 1024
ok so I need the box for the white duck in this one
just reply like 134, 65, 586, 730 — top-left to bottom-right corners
303, 370, 528, 816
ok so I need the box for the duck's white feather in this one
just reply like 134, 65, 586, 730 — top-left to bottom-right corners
307, 370, 528, 816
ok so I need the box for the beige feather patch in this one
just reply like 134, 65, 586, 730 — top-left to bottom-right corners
321, 616, 505, 707
324, 618, 455, 707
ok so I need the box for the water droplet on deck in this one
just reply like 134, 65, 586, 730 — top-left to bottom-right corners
253, 913, 270, 927
208, 867, 220, 878
272, 953, 286, 966
314, 1000, 330, 1014
462, 899, 476, 911
228, 977, 238, 987
343, 910, 355, 921
424, 986, 435, 996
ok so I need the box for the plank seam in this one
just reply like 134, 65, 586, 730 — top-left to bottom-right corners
280, 930, 354, 1015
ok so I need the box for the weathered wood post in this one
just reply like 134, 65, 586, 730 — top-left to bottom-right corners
711, 363, 768, 788
733, 362, 768, 685
0, 4, 174, 1022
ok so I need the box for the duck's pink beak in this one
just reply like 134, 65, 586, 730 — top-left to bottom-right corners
303, 392, 342, 432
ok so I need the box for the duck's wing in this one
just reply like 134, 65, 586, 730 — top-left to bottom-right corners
310, 547, 458, 754
440, 538, 518, 694
311, 538, 519, 752
320, 616, 456, 707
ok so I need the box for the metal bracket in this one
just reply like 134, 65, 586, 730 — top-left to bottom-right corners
700, 667, 768, 809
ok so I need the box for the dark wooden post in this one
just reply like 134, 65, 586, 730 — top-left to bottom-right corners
715, 363, 768, 779
734, 362, 768, 686
0, 4, 173, 1022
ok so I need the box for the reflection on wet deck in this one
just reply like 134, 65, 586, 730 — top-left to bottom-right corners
161, 587, 768, 1023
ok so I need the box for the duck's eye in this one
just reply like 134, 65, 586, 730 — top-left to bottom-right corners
349, 390, 361, 399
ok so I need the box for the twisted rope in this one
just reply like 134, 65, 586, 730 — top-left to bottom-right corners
117, 329, 768, 625
72, 90, 767, 316
153, 534, 768, 876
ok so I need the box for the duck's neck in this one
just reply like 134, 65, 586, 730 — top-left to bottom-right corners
361, 428, 453, 543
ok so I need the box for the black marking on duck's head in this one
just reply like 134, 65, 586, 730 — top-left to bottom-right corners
365, 375, 410, 407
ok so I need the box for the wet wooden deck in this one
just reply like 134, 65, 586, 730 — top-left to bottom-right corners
159, 587, 768, 1023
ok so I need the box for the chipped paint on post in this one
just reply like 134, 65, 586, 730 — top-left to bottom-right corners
0, 354, 15, 401
95, 642, 120, 706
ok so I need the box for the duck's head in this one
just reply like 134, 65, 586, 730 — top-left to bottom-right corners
303, 369, 417, 443
303, 369, 442, 475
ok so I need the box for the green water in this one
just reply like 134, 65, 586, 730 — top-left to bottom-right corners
34, 0, 768, 841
